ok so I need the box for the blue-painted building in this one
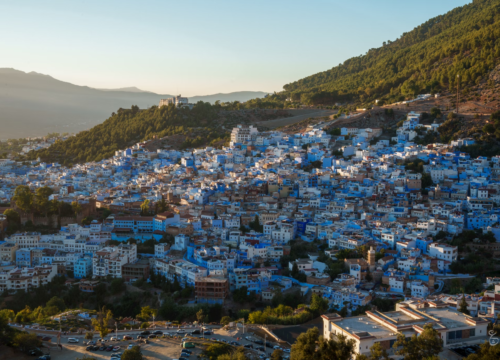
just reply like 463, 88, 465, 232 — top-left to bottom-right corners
16, 249, 32, 267
74, 256, 93, 279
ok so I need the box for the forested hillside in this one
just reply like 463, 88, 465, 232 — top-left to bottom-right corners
280, 0, 500, 105
25, 102, 228, 165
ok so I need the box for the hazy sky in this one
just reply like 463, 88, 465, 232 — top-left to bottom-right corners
0, 0, 471, 96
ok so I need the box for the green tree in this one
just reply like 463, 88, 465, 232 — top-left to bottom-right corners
110, 278, 126, 295
309, 293, 329, 315
365, 269, 373, 282
91, 306, 113, 339
291, 262, 299, 278
35, 186, 54, 215
71, 201, 83, 217
46, 296, 65, 312
140, 200, 150, 216
197, 308, 207, 324
3, 209, 20, 224
140, 322, 150, 329
138, 306, 157, 321
85, 331, 94, 341
465, 340, 500, 359
203, 342, 232, 360
430, 107, 442, 119
271, 349, 284, 360
12, 332, 41, 352
13, 185, 34, 213
290, 327, 319, 360
220, 316, 232, 326
421, 173, 433, 188
121, 345, 144, 360
483, 123, 495, 134
356, 342, 390, 360
393, 323, 443, 360
319, 333, 356, 360
157, 198, 168, 213
458, 293, 470, 315
0, 313, 16, 344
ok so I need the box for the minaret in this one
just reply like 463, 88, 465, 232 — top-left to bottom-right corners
368, 246, 376, 271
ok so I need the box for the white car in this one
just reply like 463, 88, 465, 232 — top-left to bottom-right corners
67, 338, 79, 343
110, 336, 118, 341
128, 344, 134, 350
283, 349, 291, 353
273, 346, 282, 350
177, 329, 186, 334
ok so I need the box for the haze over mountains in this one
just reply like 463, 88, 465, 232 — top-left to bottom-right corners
0, 68, 268, 139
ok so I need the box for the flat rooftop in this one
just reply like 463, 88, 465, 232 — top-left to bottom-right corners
329, 306, 477, 340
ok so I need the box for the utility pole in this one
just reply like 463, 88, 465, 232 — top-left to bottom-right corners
456, 74, 460, 115
115, 322, 118, 337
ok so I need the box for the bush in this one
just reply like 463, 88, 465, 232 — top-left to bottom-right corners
140, 322, 150, 329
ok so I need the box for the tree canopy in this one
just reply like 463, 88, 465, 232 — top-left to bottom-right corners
281, 0, 500, 105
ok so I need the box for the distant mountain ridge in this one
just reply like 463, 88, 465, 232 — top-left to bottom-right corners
0, 68, 269, 139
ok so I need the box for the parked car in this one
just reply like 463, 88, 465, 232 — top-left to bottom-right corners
182, 350, 192, 354
91, 345, 99, 351
148, 334, 157, 339
137, 335, 145, 339
204, 331, 212, 335
273, 345, 282, 350
128, 344, 135, 350
68, 338, 79, 343
266, 343, 273, 348
86, 346, 93, 352
230, 341, 240, 346
35, 356, 50, 360
123, 335, 133, 340
190, 329, 201, 335
283, 349, 291, 353
106, 345, 114, 351
110, 337, 118, 341
153, 330, 163, 335
112, 346, 121, 352
140, 331, 151, 336
256, 346, 265, 352
99, 346, 106, 351
111, 354, 122, 359
177, 329, 186, 334
244, 344, 253, 349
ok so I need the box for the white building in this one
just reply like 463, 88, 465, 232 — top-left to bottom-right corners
230, 125, 258, 144
428, 243, 457, 262
159, 95, 188, 107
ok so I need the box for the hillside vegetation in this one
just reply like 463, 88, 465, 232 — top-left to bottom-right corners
278, 0, 500, 105
26, 103, 228, 165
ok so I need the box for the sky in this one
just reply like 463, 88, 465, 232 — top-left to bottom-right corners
0, 0, 471, 96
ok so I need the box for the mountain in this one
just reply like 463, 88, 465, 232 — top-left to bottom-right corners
279, 0, 500, 105
0, 68, 269, 139
26, 102, 228, 165
98, 86, 153, 93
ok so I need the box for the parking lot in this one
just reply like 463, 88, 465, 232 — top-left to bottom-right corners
28, 326, 290, 360
450, 344, 481, 358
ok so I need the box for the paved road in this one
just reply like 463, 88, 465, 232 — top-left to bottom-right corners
255, 109, 337, 129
